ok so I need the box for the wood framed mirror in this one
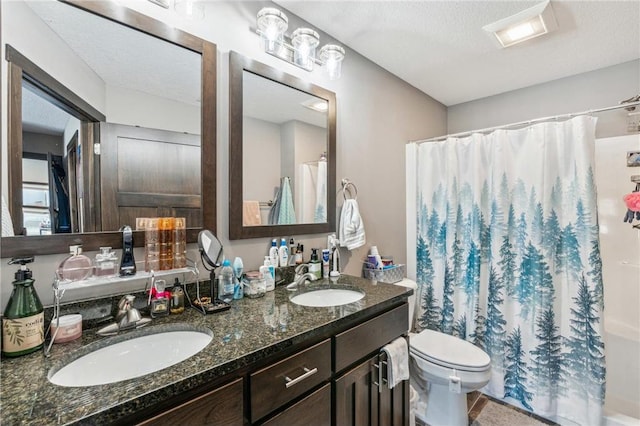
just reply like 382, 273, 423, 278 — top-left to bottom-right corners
228, 51, 336, 240
1, 0, 216, 257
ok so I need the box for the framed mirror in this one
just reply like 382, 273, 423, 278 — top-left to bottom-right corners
1, 0, 216, 257
228, 51, 336, 240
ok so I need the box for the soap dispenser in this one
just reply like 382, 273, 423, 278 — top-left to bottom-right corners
119, 225, 136, 276
2, 257, 45, 357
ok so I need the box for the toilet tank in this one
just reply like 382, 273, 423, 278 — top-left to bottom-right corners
394, 278, 418, 333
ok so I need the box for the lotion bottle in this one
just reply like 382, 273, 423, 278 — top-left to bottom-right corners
269, 239, 279, 268
260, 256, 275, 291
278, 238, 289, 268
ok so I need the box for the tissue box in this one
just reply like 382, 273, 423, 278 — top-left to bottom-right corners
363, 264, 405, 284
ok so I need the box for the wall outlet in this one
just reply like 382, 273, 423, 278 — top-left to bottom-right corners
628, 151, 640, 167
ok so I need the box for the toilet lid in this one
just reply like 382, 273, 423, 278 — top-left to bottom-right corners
410, 329, 490, 372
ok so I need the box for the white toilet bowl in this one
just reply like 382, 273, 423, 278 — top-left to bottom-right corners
410, 329, 491, 426
393, 279, 491, 426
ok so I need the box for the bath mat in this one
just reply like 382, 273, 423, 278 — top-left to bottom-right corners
470, 400, 553, 426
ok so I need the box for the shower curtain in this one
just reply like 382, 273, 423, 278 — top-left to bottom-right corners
407, 116, 606, 425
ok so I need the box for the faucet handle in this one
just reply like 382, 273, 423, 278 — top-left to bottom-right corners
295, 263, 310, 274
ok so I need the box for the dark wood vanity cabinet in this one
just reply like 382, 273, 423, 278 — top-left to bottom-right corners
336, 355, 410, 426
138, 378, 244, 426
138, 302, 409, 426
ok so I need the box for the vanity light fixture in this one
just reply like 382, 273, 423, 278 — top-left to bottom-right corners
255, 7, 346, 80
302, 98, 329, 113
483, 0, 557, 48
174, 0, 205, 20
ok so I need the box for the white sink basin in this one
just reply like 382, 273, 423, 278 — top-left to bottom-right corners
290, 288, 365, 307
48, 327, 212, 387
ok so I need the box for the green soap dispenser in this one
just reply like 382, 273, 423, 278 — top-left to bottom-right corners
2, 257, 44, 357
309, 248, 321, 279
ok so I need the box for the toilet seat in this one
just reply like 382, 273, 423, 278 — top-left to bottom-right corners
410, 329, 490, 372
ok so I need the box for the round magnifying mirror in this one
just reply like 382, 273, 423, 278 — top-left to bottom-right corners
198, 230, 223, 268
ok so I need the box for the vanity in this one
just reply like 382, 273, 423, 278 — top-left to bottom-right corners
0, 275, 412, 425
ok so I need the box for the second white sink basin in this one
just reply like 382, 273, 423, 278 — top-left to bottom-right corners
290, 288, 365, 307
48, 326, 212, 387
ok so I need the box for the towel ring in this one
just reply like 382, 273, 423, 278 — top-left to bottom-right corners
341, 179, 358, 201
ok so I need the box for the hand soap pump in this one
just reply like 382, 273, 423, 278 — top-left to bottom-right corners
2, 257, 44, 357
119, 225, 136, 276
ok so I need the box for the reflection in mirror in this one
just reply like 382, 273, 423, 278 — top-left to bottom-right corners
242, 71, 328, 226
1, 0, 217, 257
229, 51, 336, 240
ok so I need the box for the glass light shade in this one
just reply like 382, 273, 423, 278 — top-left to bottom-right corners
174, 0, 205, 20
257, 7, 288, 54
319, 44, 345, 80
292, 28, 320, 70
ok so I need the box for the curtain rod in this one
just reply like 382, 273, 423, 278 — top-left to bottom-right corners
410, 100, 640, 144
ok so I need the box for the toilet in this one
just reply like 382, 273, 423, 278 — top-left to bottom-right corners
395, 279, 491, 426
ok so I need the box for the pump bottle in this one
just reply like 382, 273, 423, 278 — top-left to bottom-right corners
2, 257, 44, 357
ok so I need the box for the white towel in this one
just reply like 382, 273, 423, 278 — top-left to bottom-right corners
1, 195, 14, 237
382, 337, 409, 389
339, 199, 366, 250
314, 161, 327, 223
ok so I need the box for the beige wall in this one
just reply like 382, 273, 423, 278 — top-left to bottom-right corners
448, 59, 640, 138
1, 1, 446, 306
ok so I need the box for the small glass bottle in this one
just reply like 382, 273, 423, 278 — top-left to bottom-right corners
2, 258, 44, 357
58, 245, 93, 282
170, 278, 185, 314
94, 247, 118, 277
150, 279, 170, 318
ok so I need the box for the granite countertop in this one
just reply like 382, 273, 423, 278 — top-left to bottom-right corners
0, 274, 410, 425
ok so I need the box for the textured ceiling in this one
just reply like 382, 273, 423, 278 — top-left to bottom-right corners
276, 0, 640, 106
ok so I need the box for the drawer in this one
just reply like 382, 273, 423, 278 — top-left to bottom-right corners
250, 338, 331, 422
138, 378, 243, 426
261, 383, 331, 426
334, 303, 408, 372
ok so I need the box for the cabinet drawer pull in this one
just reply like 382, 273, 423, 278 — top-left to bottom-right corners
284, 367, 318, 388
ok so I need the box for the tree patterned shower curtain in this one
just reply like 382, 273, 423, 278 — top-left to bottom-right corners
409, 116, 606, 425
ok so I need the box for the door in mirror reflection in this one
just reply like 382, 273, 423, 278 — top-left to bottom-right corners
242, 70, 328, 227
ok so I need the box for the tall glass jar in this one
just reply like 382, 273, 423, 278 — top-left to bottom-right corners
158, 217, 175, 270
144, 218, 160, 272
173, 217, 187, 269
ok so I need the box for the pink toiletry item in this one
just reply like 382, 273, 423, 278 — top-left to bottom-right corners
623, 192, 640, 212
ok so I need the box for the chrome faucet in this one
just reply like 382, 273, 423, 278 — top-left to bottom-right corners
295, 263, 310, 275
294, 272, 318, 289
115, 295, 142, 330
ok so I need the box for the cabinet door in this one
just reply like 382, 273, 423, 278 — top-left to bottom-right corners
335, 354, 409, 426
138, 378, 243, 426
261, 383, 331, 426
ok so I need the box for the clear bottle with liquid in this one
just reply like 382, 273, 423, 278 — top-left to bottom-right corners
218, 260, 235, 303
94, 247, 118, 277
58, 245, 93, 282
2, 257, 44, 357
170, 278, 185, 314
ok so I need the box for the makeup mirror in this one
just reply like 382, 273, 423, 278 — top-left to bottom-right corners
197, 230, 223, 269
